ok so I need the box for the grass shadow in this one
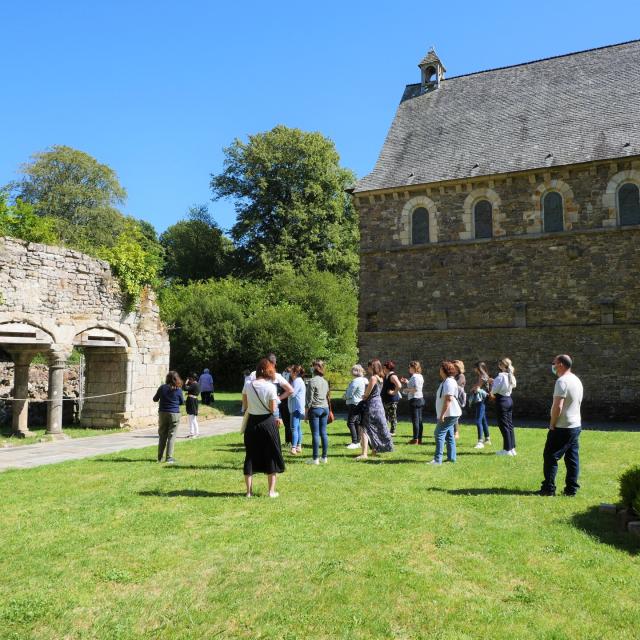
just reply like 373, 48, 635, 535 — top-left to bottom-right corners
571, 505, 639, 554
95, 457, 156, 463
139, 489, 242, 498
426, 486, 538, 496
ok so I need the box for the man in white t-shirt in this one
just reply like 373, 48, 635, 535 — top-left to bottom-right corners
538, 354, 584, 497
248, 353, 292, 421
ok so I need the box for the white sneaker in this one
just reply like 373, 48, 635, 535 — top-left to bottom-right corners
427, 459, 442, 465
269, 491, 279, 498
306, 458, 320, 465
484, 439, 492, 446
346, 443, 360, 449
496, 450, 510, 456
508, 449, 517, 456
474, 441, 484, 449
320, 457, 328, 464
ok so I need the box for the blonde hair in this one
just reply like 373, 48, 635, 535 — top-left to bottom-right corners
351, 364, 365, 377
498, 357, 516, 388
453, 360, 465, 375
409, 360, 422, 374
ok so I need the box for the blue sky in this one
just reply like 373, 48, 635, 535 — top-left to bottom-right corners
1, 1, 638, 234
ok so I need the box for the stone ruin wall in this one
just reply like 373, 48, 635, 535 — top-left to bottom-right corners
0, 237, 170, 430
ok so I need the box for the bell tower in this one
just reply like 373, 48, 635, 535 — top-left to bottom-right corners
419, 48, 446, 92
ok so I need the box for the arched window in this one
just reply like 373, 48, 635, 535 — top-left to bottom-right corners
411, 207, 429, 244
542, 192, 563, 232
473, 200, 493, 239
618, 183, 640, 226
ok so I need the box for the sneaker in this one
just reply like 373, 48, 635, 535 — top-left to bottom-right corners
306, 458, 320, 465
536, 489, 555, 497
245, 493, 253, 498
296, 446, 302, 453
320, 457, 328, 464
484, 439, 492, 446
355, 455, 368, 461
427, 459, 442, 465
474, 441, 484, 449
269, 491, 279, 498
290, 448, 297, 455
166, 458, 176, 465
509, 449, 517, 456
346, 443, 360, 449
408, 439, 419, 445
496, 450, 510, 456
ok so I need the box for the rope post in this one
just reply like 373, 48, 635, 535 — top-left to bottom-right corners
46, 349, 70, 440
10, 350, 38, 438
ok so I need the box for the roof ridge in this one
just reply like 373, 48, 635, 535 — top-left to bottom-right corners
440, 38, 640, 82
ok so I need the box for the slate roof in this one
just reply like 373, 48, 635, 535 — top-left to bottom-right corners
354, 40, 640, 193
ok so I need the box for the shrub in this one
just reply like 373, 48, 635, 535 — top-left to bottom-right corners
618, 465, 640, 510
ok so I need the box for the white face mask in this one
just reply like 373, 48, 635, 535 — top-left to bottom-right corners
551, 364, 558, 376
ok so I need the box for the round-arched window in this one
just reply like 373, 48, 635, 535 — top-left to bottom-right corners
618, 183, 640, 226
412, 207, 429, 244
542, 192, 564, 232
474, 200, 493, 239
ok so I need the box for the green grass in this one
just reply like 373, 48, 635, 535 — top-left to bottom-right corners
0, 393, 242, 449
0, 421, 638, 639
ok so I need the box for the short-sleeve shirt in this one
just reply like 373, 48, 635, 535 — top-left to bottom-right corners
243, 379, 277, 415
491, 372, 514, 396
553, 372, 583, 428
436, 377, 462, 418
307, 375, 329, 408
407, 373, 424, 400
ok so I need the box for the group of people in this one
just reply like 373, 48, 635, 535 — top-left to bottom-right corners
153, 352, 584, 500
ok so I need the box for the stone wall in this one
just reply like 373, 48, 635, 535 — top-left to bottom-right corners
354, 159, 640, 420
0, 237, 170, 430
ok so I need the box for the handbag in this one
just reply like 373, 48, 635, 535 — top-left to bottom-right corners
327, 401, 335, 424
241, 383, 274, 433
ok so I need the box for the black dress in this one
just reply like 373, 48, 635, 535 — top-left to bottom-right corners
185, 382, 200, 416
243, 413, 286, 475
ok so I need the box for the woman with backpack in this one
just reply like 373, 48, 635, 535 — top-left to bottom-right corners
469, 361, 491, 449
452, 360, 467, 440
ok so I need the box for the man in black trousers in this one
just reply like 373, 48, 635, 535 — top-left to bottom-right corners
538, 354, 584, 497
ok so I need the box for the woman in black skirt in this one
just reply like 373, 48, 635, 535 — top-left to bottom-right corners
241, 357, 285, 497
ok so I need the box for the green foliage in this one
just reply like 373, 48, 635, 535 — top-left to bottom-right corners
618, 464, 640, 509
160, 268, 355, 386
160, 205, 234, 282
0, 193, 60, 244
98, 221, 163, 307
211, 125, 358, 280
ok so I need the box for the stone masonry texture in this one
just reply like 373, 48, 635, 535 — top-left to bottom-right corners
0, 237, 170, 429
354, 160, 640, 420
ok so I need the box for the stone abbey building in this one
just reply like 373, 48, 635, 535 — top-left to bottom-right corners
352, 40, 640, 419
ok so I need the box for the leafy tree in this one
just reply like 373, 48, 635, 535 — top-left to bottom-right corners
0, 194, 60, 245
6, 145, 128, 250
210, 125, 359, 279
160, 205, 234, 282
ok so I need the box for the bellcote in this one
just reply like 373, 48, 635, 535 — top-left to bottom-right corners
419, 48, 446, 92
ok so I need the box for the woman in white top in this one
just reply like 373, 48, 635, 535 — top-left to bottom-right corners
401, 360, 425, 444
344, 364, 367, 449
242, 358, 285, 497
428, 360, 461, 465
490, 357, 517, 456
287, 365, 306, 455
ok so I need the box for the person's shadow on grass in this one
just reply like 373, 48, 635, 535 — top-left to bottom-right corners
426, 487, 538, 496
138, 489, 242, 498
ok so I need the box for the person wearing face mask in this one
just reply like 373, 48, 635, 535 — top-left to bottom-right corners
490, 357, 517, 456
537, 354, 583, 497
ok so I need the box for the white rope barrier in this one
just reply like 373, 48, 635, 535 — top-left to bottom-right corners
0, 387, 149, 403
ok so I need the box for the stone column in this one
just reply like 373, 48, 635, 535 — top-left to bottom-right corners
46, 348, 70, 439
11, 351, 36, 438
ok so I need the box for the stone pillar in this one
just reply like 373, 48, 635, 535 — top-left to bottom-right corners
46, 348, 70, 439
11, 351, 36, 438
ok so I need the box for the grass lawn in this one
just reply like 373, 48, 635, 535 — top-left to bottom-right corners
0, 392, 241, 449
0, 420, 638, 639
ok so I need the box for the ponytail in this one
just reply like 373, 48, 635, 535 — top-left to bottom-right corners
499, 358, 516, 388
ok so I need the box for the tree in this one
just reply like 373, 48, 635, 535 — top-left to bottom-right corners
159, 205, 234, 282
7, 145, 128, 250
210, 125, 359, 279
0, 193, 60, 245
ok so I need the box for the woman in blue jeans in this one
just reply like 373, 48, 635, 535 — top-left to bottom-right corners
287, 365, 306, 454
429, 361, 461, 465
470, 361, 492, 449
306, 360, 330, 465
